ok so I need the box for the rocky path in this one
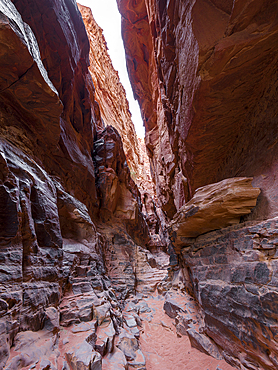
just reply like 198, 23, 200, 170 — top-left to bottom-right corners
141, 295, 235, 370
116, 292, 236, 370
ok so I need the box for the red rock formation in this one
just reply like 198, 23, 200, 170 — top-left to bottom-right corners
3, 0, 278, 368
170, 177, 260, 246
0, 0, 156, 368
118, 0, 278, 369
78, 4, 143, 183
118, 0, 278, 221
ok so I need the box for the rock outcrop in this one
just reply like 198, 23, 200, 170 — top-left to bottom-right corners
180, 218, 278, 370
0, 0, 162, 368
78, 4, 145, 188
118, 0, 278, 221
2, 0, 278, 369
118, 0, 278, 369
170, 177, 260, 248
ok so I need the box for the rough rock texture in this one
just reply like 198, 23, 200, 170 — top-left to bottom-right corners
78, 4, 145, 187
118, 0, 278, 369
170, 177, 260, 248
118, 0, 278, 221
2, 0, 278, 369
179, 218, 278, 370
0, 0, 164, 369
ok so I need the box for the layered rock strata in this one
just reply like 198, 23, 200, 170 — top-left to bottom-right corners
179, 218, 278, 370
170, 177, 260, 249
118, 0, 278, 369
0, 0, 166, 369
118, 0, 278, 220
78, 4, 145, 188
1, 0, 278, 369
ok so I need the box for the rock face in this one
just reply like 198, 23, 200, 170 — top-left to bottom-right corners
170, 177, 260, 248
2, 0, 278, 369
78, 4, 145, 188
180, 218, 278, 370
0, 0, 163, 368
117, 0, 278, 220
118, 0, 278, 369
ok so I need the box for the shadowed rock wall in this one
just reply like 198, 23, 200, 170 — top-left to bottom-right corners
0, 0, 158, 368
118, 0, 278, 369
118, 0, 278, 220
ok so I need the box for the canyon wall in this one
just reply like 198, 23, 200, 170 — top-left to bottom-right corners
118, 0, 278, 220
1, 0, 278, 369
118, 0, 278, 369
77, 5, 142, 183
0, 1, 168, 368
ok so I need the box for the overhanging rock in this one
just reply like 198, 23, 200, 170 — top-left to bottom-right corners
169, 177, 260, 249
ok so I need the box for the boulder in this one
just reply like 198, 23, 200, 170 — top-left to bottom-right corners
170, 177, 260, 248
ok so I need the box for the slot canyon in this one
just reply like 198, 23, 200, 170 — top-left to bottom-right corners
0, 0, 278, 369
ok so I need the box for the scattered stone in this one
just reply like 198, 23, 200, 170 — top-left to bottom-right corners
163, 295, 186, 319
102, 348, 128, 370
65, 341, 102, 370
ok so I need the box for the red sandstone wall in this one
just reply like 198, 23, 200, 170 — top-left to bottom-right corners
118, 0, 278, 220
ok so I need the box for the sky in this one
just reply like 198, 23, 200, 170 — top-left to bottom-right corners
78, 0, 145, 138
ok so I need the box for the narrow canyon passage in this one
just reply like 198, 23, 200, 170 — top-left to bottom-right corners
1, 0, 278, 370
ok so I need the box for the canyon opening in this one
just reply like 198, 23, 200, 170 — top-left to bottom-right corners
0, 1, 278, 370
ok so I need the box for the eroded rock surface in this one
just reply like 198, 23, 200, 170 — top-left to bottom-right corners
118, 0, 278, 369
2, 0, 278, 369
0, 0, 166, 369
78, 4, 143, 182
118, 0, 278, 220
170, 177, 260, 248
179, 218, 278, 370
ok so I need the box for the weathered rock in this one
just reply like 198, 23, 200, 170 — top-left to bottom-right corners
187, 329, 223, 360
118, 0, 278, 222
93, 125, 150, 245
102, 347, 127, 370
65, 341, 102, 370
95, 320, 116, 356
170, 177, 260, 248
163, 295, 186, 319
117, 329, 139, 361
3, 0, 278, 369
180, 217, 278, 369
78, 4, 145, 188
0, 3, 153, 368
4, 330, 59, 370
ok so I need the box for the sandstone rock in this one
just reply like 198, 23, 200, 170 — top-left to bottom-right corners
127, 349, 146, 369
163, 292, 187, 319
78, 4, 146, 191
93, 125, 150, 245
0, 0, 62, 146
170, 177, 260, 248
163, 299, 185, 319
102, 347, 127, 370
65, 341, 102, 370
4, 0, 278, 369
44, 307, 60, 334
95, 320, 116, 356
180, 217, 278, 369
60, 292, 102, 327
135, 246, 169, 295
0, 0, 152, 369
4, 330, 59, 370
117, 329, 139, 361
118, 0, 278, 222
187, 329, 223, 360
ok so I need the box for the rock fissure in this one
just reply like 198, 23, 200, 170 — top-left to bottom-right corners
1, 0, 278, 369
